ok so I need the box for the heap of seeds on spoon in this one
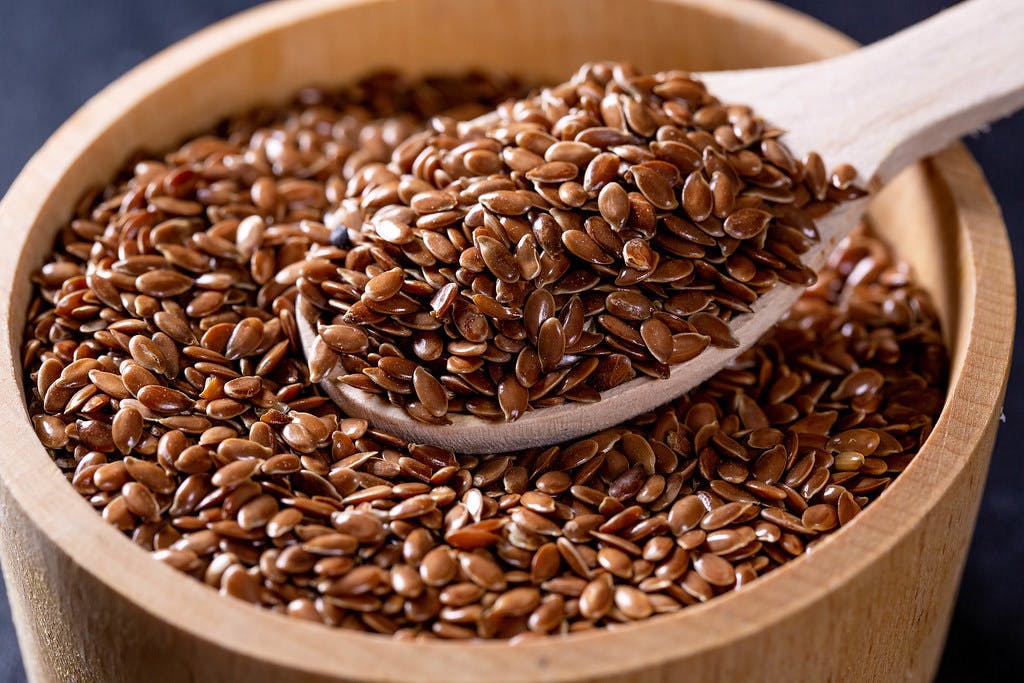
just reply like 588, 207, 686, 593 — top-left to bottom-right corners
301, 62, 866, 424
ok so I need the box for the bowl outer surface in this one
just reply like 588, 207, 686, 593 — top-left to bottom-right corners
0, 1, 1014, 682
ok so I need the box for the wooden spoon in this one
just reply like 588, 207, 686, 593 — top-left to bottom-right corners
298, 0, 1024, 453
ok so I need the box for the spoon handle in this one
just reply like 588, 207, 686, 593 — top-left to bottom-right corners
823, 0, 1024, 182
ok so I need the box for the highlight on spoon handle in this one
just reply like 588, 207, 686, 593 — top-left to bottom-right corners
829, 0, 1024, 182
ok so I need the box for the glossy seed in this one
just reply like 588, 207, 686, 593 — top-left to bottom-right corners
640, 318, 673, 364
412, 367, 448, 418
537, 318, 565, 373
364, 268, 405, 302
598, 182, 630, 229
137, 385, 194, 414
477, 236, 521, 283
682, 171, 713, 222
723, 208, 772, 239
562, 230, 614, 265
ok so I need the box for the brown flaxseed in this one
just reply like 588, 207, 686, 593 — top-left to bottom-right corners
23, 69, 940, 642
303, 63, 864, 425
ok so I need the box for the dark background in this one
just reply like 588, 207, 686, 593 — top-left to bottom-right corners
0, 1, 1019, 680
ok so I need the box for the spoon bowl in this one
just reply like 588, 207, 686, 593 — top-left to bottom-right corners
299, 0, 1024, 453
295, 199, 862, 452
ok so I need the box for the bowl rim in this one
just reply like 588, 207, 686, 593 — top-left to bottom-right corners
0, 0, 1015, 681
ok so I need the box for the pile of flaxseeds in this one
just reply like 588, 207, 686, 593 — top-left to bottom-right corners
23, 68, 944, 640
303, 62, 865, 424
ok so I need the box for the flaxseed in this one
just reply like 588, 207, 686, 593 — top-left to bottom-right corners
22, 69, 941, 642
302, 63, 865, 424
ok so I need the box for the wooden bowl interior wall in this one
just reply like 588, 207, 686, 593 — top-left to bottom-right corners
0, 1, 1013, 682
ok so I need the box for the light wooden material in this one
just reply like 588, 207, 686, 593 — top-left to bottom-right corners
0, 1, 1014, 682
297, 0, 1024, 453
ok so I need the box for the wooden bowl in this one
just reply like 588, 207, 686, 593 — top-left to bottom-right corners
0, 1, 1013, 681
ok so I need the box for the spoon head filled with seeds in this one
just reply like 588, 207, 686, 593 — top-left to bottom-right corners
298, 0, 1024, 453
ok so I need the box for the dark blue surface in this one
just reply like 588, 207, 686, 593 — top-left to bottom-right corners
0, 2, 1019, 681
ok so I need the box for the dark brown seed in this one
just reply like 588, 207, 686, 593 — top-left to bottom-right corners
389, 495, 437, 520
491, 587, 541, 617
514, 234, 542, 281
524, 289, 555, 342
694, 553, 735, 587
308, 338, 339, 384
321, 324, 369, 355
584, 152, 620, 192
412, 367, 448, 418
682, 171, 713, 222
497, 377, 529, 422
411, 190, 456, 213
537, 318, 565, 373
120, 458, 172, 496
364, 268, 405, 302
129, 336, 166, 374
622, 239, 655, 271
615, 586, 653, 619
267, 508, 303, 539
459, 553, 507, 592
689, 313, 739, 349
838, 492, 863, 525
802, 504, 838, 532
122, 482, 160, 522
526, 161, 578, 183
579, 575, 613, 620
420, 546, 458, 586
137, 385, 194, 414
136, 270, 193, 297
710, 170, 736, 217
652, 140, 702, 173
480, 191, 531, 216
640, 318, 673, 364
723, 208, 772, 239
546, 141, 599, 165
671, 333, 712, 364
831, 163, 858, 189
477, 236, 521, 283
831, 369, 885, 401
212, 458, 261, 488
225, 318, 264, 360
329, 565, 386, 596
598, 182, 630, 229
562, 230, 614, 265
237, 494, 278, 530
606, 291, 654, 321
111, 407, 144, 455
224, 376, 262, 400
804, 151, 828, 199
632, 165, 677, 210
669, 496, 705, 535
590, 354, 635, 391
89, 370, 130, 399
117, 364, 156, 401
33, 415, 68, 449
